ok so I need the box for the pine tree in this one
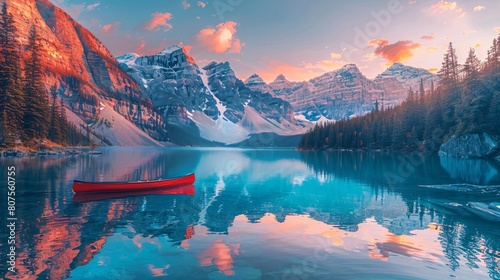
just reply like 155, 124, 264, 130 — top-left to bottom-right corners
0, 3, 24, 147
48, 85, 62, 143
59, 97, 68, 144
438, 43, 459, 87
23, 25, 49, 144
463, 48, 481, 88
419, 79, 425, 104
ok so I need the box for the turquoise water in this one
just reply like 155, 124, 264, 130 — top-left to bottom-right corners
1, 147, 500, 279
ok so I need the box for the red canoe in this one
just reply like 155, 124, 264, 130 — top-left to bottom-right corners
72, 173, 195, 194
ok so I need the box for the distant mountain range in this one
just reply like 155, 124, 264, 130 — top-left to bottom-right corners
244, 63, 439, 122
7, 0, 439, 146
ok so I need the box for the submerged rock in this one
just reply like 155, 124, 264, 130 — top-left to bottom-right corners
438, 133, 500, 158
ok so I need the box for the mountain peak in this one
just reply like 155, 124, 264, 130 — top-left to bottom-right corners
389, 61, 405, 69
160, 45, 182, 54
245, 73, 265, 84
273, 74, 289, 83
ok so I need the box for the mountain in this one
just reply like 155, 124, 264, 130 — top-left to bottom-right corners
244, 74, 273, 94
255, 63, 438, 122
375, 62, 439, 91
5, 0, 164, 145
117, 49, 306, 144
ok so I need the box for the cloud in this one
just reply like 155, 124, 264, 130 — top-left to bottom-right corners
495, 27, 500, 33
427, 1, 465, 17
462, 30, 477, 36
196, 21, 243, 53
142, 12, 173, 32
430, 1, 462, 13
182, 0, 191, 10
86, 3, 100, 11
421, 35, 435, 41
303, 52, 346, 72
428, 68, 439, 73
198, 1, 207, 8
101, 22, 120, 33
473, 5, 485, 12
368, 39, 422, 63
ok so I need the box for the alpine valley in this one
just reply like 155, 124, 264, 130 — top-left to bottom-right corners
5, 0, 438, 147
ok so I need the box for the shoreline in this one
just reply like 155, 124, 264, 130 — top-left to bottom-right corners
0, 146, 101, 158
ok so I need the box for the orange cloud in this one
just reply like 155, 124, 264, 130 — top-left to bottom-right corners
196, 21, 243, 54
198, 1, 206, 8
421, 35, 435, 41
428, 68, 439, 73
101, 22, 120, 33
142, 12, 173, 32
368, 39, 421, 63
495, 27, 500, 33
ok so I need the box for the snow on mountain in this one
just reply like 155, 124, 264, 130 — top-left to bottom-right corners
244, 74, 273, 94
118, 48, 306, 144
375, 62, 439, 91
265, 63, 438, 122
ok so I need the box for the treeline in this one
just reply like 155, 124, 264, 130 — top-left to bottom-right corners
0, 3, 84, 148
300, 35, 500, 150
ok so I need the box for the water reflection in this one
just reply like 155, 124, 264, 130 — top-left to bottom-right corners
0, 148, 499, 279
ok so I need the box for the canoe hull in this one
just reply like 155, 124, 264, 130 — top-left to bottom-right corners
72, 173, 195, 193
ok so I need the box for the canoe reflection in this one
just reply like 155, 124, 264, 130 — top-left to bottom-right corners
72, 184, 195, 203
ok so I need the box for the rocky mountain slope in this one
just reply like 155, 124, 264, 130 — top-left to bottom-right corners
5, 0, 164, 146
249, 63, 438, 122
118, 48, 306, 144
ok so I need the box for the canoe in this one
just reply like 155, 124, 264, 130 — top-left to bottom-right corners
72, 173, 195, 193
72, 184, 195, 203
463, 202, 500, 222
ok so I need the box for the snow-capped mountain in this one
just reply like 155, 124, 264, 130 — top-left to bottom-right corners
265, 64, 382, 121
244, 74, 273, 94
375, 62, 439, 91
255, 63, 438, 122
118, 48, 306, 144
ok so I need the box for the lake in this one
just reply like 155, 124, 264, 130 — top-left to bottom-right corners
1, 147, 500, 279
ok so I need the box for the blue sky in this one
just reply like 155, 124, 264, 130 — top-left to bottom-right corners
52, 0, 500, 82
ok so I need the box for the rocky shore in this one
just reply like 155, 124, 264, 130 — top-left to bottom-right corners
438, 133, 500, 162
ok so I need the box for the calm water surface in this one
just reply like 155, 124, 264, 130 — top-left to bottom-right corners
1, 147, 500, 279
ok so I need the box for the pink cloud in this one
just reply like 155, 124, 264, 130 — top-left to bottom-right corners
182, 0, 191, 10
101, 22, 120, 33
198, 1, 207, 8
421, 35, 435, 41
431, 1, 462, 12
427, 1, 465, 17
142, 12, 173, 32
196, 21, 243, 54
368, 39, 421, 63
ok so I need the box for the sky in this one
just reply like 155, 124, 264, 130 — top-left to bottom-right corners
51, 0, 500, 83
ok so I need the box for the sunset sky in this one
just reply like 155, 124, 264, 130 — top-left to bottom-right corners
52, 0, 500, 82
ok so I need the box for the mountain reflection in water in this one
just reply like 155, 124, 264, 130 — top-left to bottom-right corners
1, 148, 499, 279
